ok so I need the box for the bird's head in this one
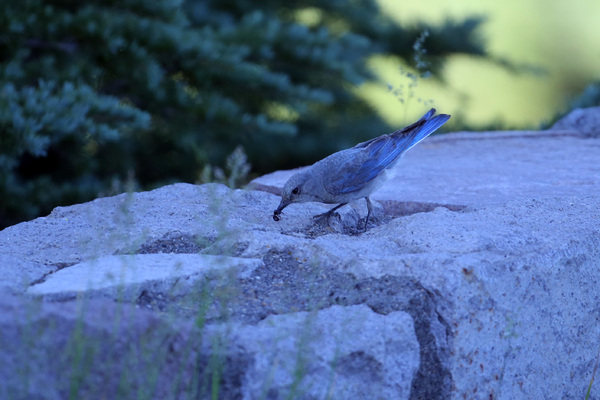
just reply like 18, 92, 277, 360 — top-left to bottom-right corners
273, 171, 318, 220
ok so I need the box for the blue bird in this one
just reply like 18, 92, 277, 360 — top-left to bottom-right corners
273, 108, 451, 231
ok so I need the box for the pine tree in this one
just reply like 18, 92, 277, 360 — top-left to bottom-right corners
0, 0, 486, 227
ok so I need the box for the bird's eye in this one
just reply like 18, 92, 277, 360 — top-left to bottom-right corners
291, 187, 300, 195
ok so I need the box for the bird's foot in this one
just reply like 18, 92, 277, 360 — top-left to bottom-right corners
312, 210, 337, 221
312, 203, 348, 222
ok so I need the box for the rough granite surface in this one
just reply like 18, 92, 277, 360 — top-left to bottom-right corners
1, 107, 599, 400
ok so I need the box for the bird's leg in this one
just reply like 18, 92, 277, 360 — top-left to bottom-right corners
364, 197, 373, 232
313, 203, 348, 220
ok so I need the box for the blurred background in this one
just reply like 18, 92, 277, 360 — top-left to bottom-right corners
1, 0, 599, 228
371, 0, 600, 128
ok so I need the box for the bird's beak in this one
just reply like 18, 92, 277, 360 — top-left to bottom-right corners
273, 198, 290, 221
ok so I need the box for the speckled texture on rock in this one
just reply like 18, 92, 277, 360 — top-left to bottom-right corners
231, 305, 419, 400
1, 118, 600, 399
552, 106, 600, 137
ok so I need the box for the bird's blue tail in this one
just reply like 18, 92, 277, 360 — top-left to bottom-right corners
332, 109, 450, 194
401, 108, 451, 152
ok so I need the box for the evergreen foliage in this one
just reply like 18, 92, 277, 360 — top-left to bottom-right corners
0, 0, 487, 228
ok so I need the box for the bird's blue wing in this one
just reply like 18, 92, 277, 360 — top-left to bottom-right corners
326, 109, 450, 195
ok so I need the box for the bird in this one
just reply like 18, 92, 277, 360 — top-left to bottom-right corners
273, 108, 450, 231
